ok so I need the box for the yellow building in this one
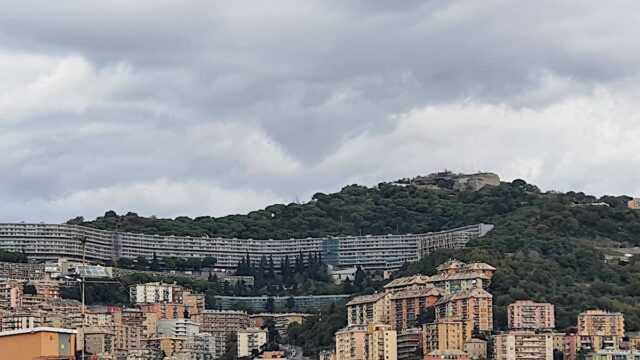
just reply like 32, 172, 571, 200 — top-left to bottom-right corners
423, 318, 470, 354
367, 323, 397, 360
577, 310, 625, 350
494, 331, 553, 360
237, 327, 268, 358
0, 327, 76, 360
336, 326, 368, 360
335, 323, 397, 360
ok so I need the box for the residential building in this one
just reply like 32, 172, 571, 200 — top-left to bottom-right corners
84, 329, 116, 356
493, 331, 553, 360
211, 294, 351, 312
366, 322, 397, 360
328, 265, 358, 284
186, 332, 227, 359
435, 288, 493, 332
34, 281, 61, 299
383, 260, 495, 295
172, 286, 205, 311
237, 328, 268, 358
250, 313, 309, 340
578, 310, 625, 351
464, 338, 487, 360
628, 198, 640, 210
423, 318, 469, 354
139, 303, 191, 320
152, 336, 187, 357
346, 293, 389, 326
508, 300, 555, 330
0, 223, 492, 272
0, 281, 23, 308
157, 319, 200, 337
0, 327, 76, 360
397, 328, 422, 360
563, 334, 579, 360
335, 326, 368, 360
130, 282, 174, 304
0, 261, 46, 281
196, 309, 250, 334
389, 287, 448, 331
424, 350, 471, 360
586, 349, 640, 360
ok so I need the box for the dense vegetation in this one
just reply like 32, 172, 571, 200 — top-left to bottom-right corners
67, 178, 640, 354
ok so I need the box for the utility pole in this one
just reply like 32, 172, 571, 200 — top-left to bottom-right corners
80, 236, 87, 360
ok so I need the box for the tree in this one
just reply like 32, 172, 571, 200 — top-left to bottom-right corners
202, 256, 217, 268
265, 297, 275, 313
285, 296, 296, 311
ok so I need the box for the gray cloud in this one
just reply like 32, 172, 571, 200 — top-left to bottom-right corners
1, 1, 639, 222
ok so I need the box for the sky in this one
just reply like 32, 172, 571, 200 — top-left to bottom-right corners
1, 1, 640, 223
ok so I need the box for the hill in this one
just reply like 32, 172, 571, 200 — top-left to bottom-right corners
74, 179, 640, 334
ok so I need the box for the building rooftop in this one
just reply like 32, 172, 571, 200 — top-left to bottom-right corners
346, 293, 387, 306
389, 287, 449, 300
0, 327, 77, 337
436, 288, 492, 304
384, 274, 432, 289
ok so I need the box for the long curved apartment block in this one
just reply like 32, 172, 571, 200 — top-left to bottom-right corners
0, 223, 493, 271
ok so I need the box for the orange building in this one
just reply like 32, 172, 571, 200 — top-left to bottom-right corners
139, 303, 190, 320
389, 288, 448, 331
0, 327, 76, 360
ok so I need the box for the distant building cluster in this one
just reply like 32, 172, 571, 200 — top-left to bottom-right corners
0, 222, 493, 272
322, 259, 639, 360
0, 277, 314, 360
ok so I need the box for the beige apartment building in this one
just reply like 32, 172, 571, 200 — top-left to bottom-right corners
196, 309, 250, 334
335, 323, 397, 360
237, 327, 268, 358
464, 338, 487, 359
423, 317, 470, 354
336, 326, 368, 360
367, 323, 397, 360
435, 288, 493, 332
346, 293, 390, 326
577, 310, 625, 351
494, 331, 554, 360
508, 300, 555, 330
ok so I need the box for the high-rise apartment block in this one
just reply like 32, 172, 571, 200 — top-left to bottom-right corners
577, 310, 625, 351
508, 300, 555, 330
130, 282, 174, 304
389, 288, 448, 331
346, 293, 389, 326
335, 323, 397, 360
0, 223, 493, 272
435, 288, 493, 332
423, 317, 470, 354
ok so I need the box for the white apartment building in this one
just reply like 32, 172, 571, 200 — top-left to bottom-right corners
237, 328, 268, 358
157, 319, 200, 338
0, 223, 493, 271
130, 283, 174, 304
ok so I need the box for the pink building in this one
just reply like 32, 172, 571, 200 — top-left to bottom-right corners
508, 300, 555, 330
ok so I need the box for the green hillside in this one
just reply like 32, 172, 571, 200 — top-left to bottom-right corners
76, 179, 640, 333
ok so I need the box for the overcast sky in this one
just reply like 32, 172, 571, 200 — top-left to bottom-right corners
1, 1, 640, 223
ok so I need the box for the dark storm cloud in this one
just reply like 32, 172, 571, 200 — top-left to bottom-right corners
1, 0, 639, 222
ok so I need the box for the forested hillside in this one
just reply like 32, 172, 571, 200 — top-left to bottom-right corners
75, 179, 640, 334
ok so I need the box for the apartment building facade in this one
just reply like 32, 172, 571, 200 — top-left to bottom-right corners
493, 331, 554, 360
0, 223, 492, 271
508, 300, 555, 330
196, 309, 250, 334
346, 293, 389, 326
435, 288, 493, 332
237, 328, 268, 358
577, 310, 625, 351
389, 287, 448, 331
